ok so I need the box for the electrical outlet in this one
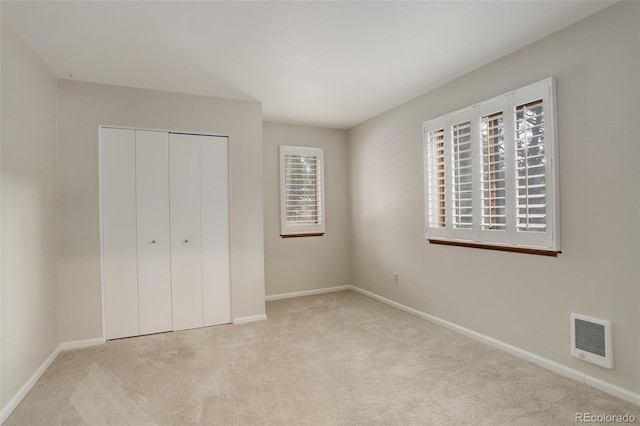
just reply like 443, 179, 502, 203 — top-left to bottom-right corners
393, 272, 399, 283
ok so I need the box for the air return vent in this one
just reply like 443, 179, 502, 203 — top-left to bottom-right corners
570, 313, 613, 369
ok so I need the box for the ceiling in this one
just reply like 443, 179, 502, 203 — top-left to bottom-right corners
1, 1, 613, 129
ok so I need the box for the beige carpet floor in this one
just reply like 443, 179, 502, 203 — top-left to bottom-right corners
5, 290, 640, 425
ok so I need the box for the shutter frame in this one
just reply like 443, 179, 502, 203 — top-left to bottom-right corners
478, 98, 510, 245
279, 145, 326, 236
424, 117, 449, 240
511, 80, 555, 249
422, 78, 559, 252
449, 109, 476, 241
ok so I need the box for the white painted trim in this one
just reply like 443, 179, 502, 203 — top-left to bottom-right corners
349, 285, 640, 407
1, 338, 105, 423
232, 314, 267, 325
100, 124, 229, 138
57, 337, 105, 352
279, 145, 326, 236
0, 349, 58, 423
3, 289, 638, 425
585, 375, 640, 407
98, 127, 107, 343
265, 285, 351, 301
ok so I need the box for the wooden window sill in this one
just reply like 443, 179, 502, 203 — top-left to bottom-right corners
281, 233, 325, 238
428, 239, 561, 257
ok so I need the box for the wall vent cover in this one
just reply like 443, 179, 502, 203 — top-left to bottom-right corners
570, 313, 613, 369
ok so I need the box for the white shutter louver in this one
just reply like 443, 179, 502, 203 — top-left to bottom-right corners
423, 78, 558, 254
480, 112, 507, 231
426, 128, 446, 229
279, 145, 325, 236
515, 99, 546, 233
284, 154, 321, 224
451, 120, 473, 229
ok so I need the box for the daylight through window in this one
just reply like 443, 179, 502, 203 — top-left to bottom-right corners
279, 145, 325, 237
423, 79, 559, 254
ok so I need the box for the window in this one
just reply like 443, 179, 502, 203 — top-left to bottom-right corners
279, 145, 325, 237
425, 127, 446, 229
480, 111, 506, 231
451, 118, 473, 230
423, 78, 559, 255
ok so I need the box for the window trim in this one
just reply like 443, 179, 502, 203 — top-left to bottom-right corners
279, 145, 326, 237
423, 78, 560, 254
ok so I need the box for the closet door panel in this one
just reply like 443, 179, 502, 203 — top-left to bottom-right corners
170, 134, 204, 331
136, 130, 173, 335
201, 136, 231, 326
100, 128, 139, 339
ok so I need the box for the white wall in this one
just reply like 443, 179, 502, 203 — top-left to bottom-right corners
1, 20, 60, 409
348, 2, 640, 393
56, 80, 265, 342
263, 122, 350, 296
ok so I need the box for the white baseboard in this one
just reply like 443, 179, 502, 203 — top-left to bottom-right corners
349, 285, 640, 407
232, 314, 268, 325
265, 285, 351, 301
3, 289, 638, 423
1, 349, 59, 424
58, 337, 106, 352
1, 337, 105, 423
585, 374, 640, 407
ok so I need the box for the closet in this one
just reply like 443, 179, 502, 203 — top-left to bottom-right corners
100, 127, 231, 340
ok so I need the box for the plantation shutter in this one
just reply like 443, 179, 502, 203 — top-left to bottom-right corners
477, 98, 511, 245
423, 78, 558, 253
424, 117, 449, 239
279, 145, 325, 236
451, 120, 473, 229
449, 110, 476, 240
512, 81, 555, 249
515, 100, 546, 232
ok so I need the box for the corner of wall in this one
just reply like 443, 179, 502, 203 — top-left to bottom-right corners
0, 17, 61, 414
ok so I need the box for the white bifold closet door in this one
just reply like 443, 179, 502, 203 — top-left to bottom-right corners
101, 128, 140, 339
169, 134, 204, 331
200, 137, 231, 327
169, 133, 231, 331
136, 131, 172, 335
101, 129, 173, 339
101, 128, 230, 340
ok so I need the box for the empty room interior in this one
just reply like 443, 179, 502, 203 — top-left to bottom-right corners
1, 0, 640, 424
